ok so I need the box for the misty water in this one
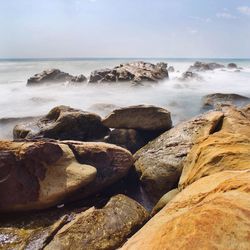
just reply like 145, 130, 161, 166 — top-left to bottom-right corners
0, 58, 250, 139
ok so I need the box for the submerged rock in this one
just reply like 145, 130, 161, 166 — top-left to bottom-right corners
178, 71, 203, 81
102, 105, 172, 131
202, 93, 250, 110
227, 63, 238, 69
45, 195, 149, 250
0, 140, 96, 212
134, 111, 224, 201
89, 61, 169, 84
188, 61, 225, 72
13, 105, 110, 141
27, 69, 86, 86
168, 66, 175, 72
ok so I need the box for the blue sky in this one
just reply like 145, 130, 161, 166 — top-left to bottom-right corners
0, 0, 250, 58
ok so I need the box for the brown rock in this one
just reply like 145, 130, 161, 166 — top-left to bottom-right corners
102, 105, 172, 131
0, 140, 96, 212
45, 195, 149, 250
13, 105, 110, 141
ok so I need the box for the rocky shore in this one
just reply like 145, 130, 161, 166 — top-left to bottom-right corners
0, 61, 250, 250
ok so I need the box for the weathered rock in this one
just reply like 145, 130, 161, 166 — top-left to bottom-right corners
121, 170, 250, 250
104, 129, 148, 154
151, 188, 179, 216
102, 105, 172, 131
63, 141, 134, 202
134, 111, 224, 201
0, 140, 96, 212
13, 106, 110, 141
89, 61, 169, 84
227, 63, 238, 69
27, 69, 86, 86
202, 93, 250, 110
45, 195, 149, 250
178, 71, 203, 81
188, 61, 225, 72
168, 66, 175, 72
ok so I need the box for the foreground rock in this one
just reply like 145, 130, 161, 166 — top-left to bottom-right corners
45, 195, 149, 250
27, 69, 87, 86
89, 61, 169, 84
188, 61, 225, 71
63, 141, 134, 202
0, 140, 96, 212
121, 170, 250, 250
134, 111, 224, 201
103, 105, 172, 131
14, 105, 110, 141
202, 93, 250, 110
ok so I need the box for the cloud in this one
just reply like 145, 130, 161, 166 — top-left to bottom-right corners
187, 27, 198, 35
216, 12, 237, 19
238, 6, 250, 16
189, 16, 212, 23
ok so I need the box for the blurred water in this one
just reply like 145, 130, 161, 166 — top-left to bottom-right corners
0, 58, 250, 139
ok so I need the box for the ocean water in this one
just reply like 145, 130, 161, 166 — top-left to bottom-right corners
0, 58, 250, 139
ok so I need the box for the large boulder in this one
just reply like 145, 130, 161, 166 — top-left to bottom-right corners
89, 61, 169, 84
202, 93, 250, 110
62, 141, 134, 202
45, 195, 149, 250
121, 170, 250, 250
133, 111, 224, 201
13, 106, 110, 141
102, 105, 172, 131
188, 61, 225, 71
27, 69, 86, 86
0, 140, 96, 212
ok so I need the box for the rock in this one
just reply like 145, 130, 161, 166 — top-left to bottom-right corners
62, 141, 134, 202
178, 71, 203, 81
89, 61, 169, 84
0, 140, 96, 212
104, 129, 148, 154
202, 93, 250, 110
121, 170, 250, 250
151, 188, 179, 216
227, 63, 238, 69
13, 105, 110, 141
45, 195, 149, 250
27, 69, 86, 86
102, 105, 172, 131
188, 61, 225, 72
134, 111, 224, 201
168, 66, 175, 72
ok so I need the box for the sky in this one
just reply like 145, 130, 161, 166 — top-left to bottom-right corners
0, 0, 250, 58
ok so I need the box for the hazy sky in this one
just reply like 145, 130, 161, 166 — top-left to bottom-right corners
0, 0, 250, 58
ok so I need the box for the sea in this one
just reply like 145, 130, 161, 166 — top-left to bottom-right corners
0, 58, 250, 139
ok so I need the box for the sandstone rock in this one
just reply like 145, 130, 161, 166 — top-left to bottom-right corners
102, 105, 172, 131
188, 61, 225, 72
0, 140, 96, 212
13, 105, 110, 141
45, 195, 149, 250
27, 69, 86, 86
227, 63, 238, 69
151, 188, 179, 216
63, 141, 134, 202
89, 61, 169, 84
178, 71, 203, 81
202, 93, 250, 110
134, 111, 224, 201
121, 170, 250, 250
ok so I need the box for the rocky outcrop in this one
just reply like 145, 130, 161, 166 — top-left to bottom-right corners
102, 105, 172, 131
27, 69, 86, 86
202, 93, 250, 110
178, 71, 203, 81
13, 106, 110, 141
45, 195, 149, 250
0, 140, 96, 212
227, 63, 238, 69
121, 170, 250, 250
133, 111, 224, 201
188, 61, 225, 71
89, 61, 169, 84
63, 141, 134, 202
